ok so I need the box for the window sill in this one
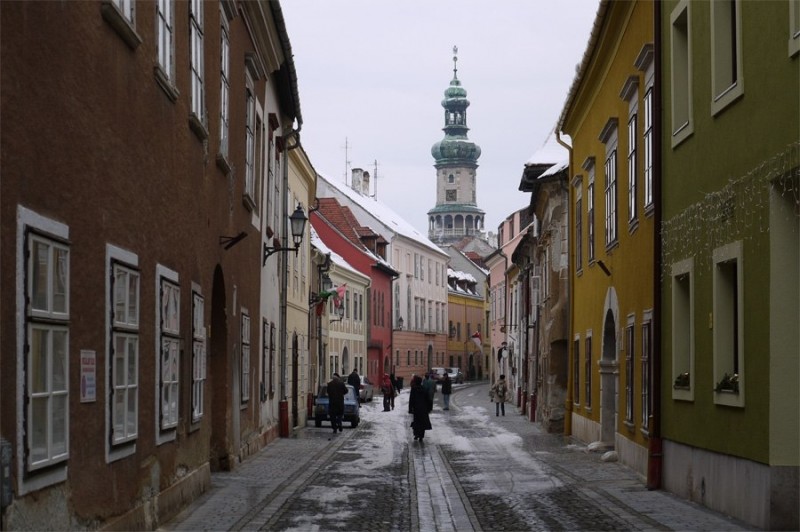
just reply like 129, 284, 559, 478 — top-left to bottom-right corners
644, 203, 655, 218
640, 427, 650, 439
189, 113, 208, 141
711, 82, 744, 117
628, 218, 639, 235
671, 121, 694, 149
154, 66, 179, 102
216, 153, 232, 175
101, 2, 141, 50
623, 420, 636, 433
243, 192, 257, 212
605, 240, 620, 254
108, 439, 136, 463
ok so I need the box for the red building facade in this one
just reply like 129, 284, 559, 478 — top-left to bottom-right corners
311, 199, 398, 385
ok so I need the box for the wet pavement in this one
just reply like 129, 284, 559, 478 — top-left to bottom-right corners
161, 383, 752, 531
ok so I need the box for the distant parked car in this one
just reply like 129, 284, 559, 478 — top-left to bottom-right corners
314, 384, 360, 428
359, 376, 374, 402
430, 367, 447, 381
447, 367, 464, 384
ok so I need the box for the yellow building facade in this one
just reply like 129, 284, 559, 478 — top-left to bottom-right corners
559, 0, 654, 478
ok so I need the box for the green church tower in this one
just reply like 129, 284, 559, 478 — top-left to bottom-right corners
428, 46, 485, 244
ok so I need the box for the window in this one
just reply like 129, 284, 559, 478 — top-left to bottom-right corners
600, 120, 619, 248
407, 350, 411, 366
192, 291, 206, 421
189, 0, 205, 126
643, 88, 654, 209
791, 0, 800, 56
158, 270, 180, 435
641, 313, 652, 431
585, 334, 592, 408
634, 43, 655, 213
625, 318, 635, 424
155, 0, 176, 96
268, 323, 276, 397
448, 174, 454, 183
414, 253, 419, 278
245, 74, 256, 205
111, 262, 139, 445
573, 337, 580, 405
604, 152, 618, 246
670, 1, 693, 146
26, 232, 70, 471
218, 8, 230, 159
711, 0, 743, 115
112, 0, 135, 23
583, 158, 596, 262
241, 312, 250, 402
671, 258, 694, 401
713, 241, 744, 407
627, 114, 638, 225
574, 181, 583, 271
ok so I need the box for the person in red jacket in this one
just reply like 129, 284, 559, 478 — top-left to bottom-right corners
381, 373, 395, 412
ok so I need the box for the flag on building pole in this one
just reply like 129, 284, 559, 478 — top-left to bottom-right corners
333, 283, 348, 308
471, 331, 482, 349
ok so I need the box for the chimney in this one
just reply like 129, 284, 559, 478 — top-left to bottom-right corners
362, 171, 370, 196
351, 168, 364, 194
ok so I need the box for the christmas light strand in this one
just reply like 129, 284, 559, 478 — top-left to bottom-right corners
661, 142, 799, 279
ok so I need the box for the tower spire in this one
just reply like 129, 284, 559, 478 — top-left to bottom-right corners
452, 45, 458, 79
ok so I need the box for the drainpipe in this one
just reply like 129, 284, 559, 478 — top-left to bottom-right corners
279, 127, 300, 437
555, 129, 574, 437
647, 3, 663, 490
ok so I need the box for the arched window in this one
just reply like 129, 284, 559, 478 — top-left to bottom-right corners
448, 174, 455, 184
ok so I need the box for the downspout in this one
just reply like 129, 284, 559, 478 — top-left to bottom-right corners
647, 2, 663, 491
555, 129, 574, 437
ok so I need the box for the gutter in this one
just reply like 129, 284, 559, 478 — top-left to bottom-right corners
648, 2, 663, 491
555, 130, 575, 437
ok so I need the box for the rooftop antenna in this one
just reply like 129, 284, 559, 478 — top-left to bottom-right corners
342, 137, 352, 186
372, 159, 379, 199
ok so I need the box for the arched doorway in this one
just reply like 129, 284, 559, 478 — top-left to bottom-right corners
342, 345, 349, 375
427, 344, 433, 370
210, 265, 231, 471
600, 308, 618, 445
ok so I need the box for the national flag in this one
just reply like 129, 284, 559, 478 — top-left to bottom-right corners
471, 331, 482, 349
333, 283, 348, 308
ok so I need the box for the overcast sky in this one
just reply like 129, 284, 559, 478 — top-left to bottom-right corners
281, 1, 599, 236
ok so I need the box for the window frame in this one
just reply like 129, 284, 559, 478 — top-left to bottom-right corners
573, 335, 581, 406
154, 0, 177, 100
191, 288, 206, 422
671, 257, 695, 402
574, 178, 583, 273
641, 311, 653, 433
599, 120, 619, 249
25, 232, 71, 472
790, 0, 800, 57
624, 316, 635, 426
585, 332, 593, 409
710, 0, 744, 116
218, 8, 231, 164
189, 0, 206, 134
110, 259, 140, 447
670, 0, 694, 147
712, 241, 745, 407
241, 311, 251, 403
156, 265, 180, 444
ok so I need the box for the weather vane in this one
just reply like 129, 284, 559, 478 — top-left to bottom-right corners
452, 45, 458, 78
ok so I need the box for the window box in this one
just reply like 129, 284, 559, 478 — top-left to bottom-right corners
714, 372, 739, 394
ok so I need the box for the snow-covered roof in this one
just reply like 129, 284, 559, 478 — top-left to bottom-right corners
318, 173, 446, 256
447, 268, 477, 284
539, 158, 569, 179
310, 227, 366, 280
526, 130, 568, 167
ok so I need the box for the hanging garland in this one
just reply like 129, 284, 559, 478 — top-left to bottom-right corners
661, 142, 799, 279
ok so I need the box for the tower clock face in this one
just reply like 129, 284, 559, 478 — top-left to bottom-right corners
446, 189, 457, 201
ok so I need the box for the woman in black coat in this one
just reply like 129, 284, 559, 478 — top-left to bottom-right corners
408, 375, 433, 441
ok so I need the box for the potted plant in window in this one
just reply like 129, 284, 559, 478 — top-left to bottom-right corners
714, 373, 739, 393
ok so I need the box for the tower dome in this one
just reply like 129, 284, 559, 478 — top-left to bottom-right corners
431, 46, 481, 167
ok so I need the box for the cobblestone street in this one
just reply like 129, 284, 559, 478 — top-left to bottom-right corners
163, 383, 751, 531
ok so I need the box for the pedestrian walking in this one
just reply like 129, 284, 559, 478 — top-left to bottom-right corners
327, 373, 348, 433
422, 373, 436, 411
440, 373, 452, 410
381, 373, 395, 411
389, 373, 399, 409
408, 376, 432, 442
490, 374, 509, 416
347, 368, 361, 400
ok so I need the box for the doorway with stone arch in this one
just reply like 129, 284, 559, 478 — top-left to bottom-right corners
342, 345, 349, 376
600, 305, 619, 446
